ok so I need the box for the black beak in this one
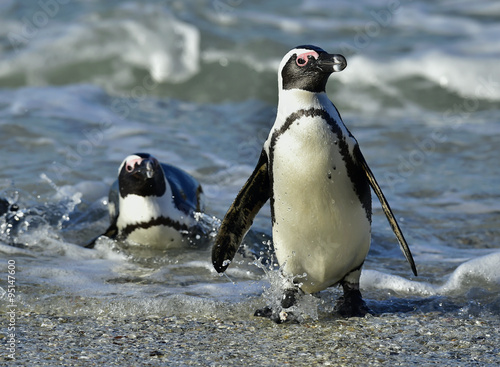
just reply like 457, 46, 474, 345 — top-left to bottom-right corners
316, 53, 347, 73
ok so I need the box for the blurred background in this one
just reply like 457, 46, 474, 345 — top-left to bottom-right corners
2, 0, 499, 105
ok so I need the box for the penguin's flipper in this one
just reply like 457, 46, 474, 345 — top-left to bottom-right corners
85, 181, 120, 249
84, 223, 118, 249
355, 146, 418, 276
0, 197, 9, 216
107, 180, 120, 223
212, 150, 270, 273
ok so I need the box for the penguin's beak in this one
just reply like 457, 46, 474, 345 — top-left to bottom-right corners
132, 158, 155, 180
316, 53, 347, 73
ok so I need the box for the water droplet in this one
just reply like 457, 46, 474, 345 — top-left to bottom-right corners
219, 57, 229, 67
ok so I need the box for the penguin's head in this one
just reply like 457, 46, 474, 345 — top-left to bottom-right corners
118, 153, 166, 198
278, 45, 347, 93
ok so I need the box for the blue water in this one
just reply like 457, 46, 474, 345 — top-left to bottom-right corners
0, 0, 499, 331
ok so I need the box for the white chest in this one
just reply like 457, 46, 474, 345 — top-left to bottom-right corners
116, 194, 194, 248
125, 224, 186, 248
267, 108, 371, 293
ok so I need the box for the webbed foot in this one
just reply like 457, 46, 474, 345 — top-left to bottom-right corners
334, 282, 372, 317
254, 288, 301, 324
254, 307, 300, 324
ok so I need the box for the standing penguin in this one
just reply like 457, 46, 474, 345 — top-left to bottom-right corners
212, 45, 417, 322
86, 153, 205, 249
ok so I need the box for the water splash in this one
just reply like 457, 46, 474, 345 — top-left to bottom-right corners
252, 248, 320, 322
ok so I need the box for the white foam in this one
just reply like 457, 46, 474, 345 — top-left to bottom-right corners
0, 6, 200, 85
119, 11, 200, 83
53, 181, 109, 203
362, 251, 500, 297
440, 252, 500, 293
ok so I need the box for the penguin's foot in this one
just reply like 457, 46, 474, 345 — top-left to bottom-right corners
254, 307, 300, 324
333, 287, 372, 318
254, 288, 302, 324
281, 288, 299, 308
254, 306, 273, 318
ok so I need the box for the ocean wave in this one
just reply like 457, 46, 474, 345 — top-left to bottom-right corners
362, 251, 500, 297
337, 50, 500, 102
1, 0, 499, 108
0, 4, 200, 86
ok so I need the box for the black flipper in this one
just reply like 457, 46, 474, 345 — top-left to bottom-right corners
0, 197, 9, 216
355, 146, 418, 276
84, 223, 118, 249
212, 150, 270, 273
84, 180, 120, 249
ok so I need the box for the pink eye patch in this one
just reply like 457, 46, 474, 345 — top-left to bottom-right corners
295, 51, 319, 67
125, 157, 143, 172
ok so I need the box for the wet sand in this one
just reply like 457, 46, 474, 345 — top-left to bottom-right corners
4, 309, 499, 366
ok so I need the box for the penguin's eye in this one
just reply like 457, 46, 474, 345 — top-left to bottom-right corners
295, 51, 319, 67
296, 57, 308, 67
126, 164, 134, 172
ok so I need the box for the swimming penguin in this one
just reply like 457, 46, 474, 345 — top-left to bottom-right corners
212, 45, 417, 322
86, 153, 205, 249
